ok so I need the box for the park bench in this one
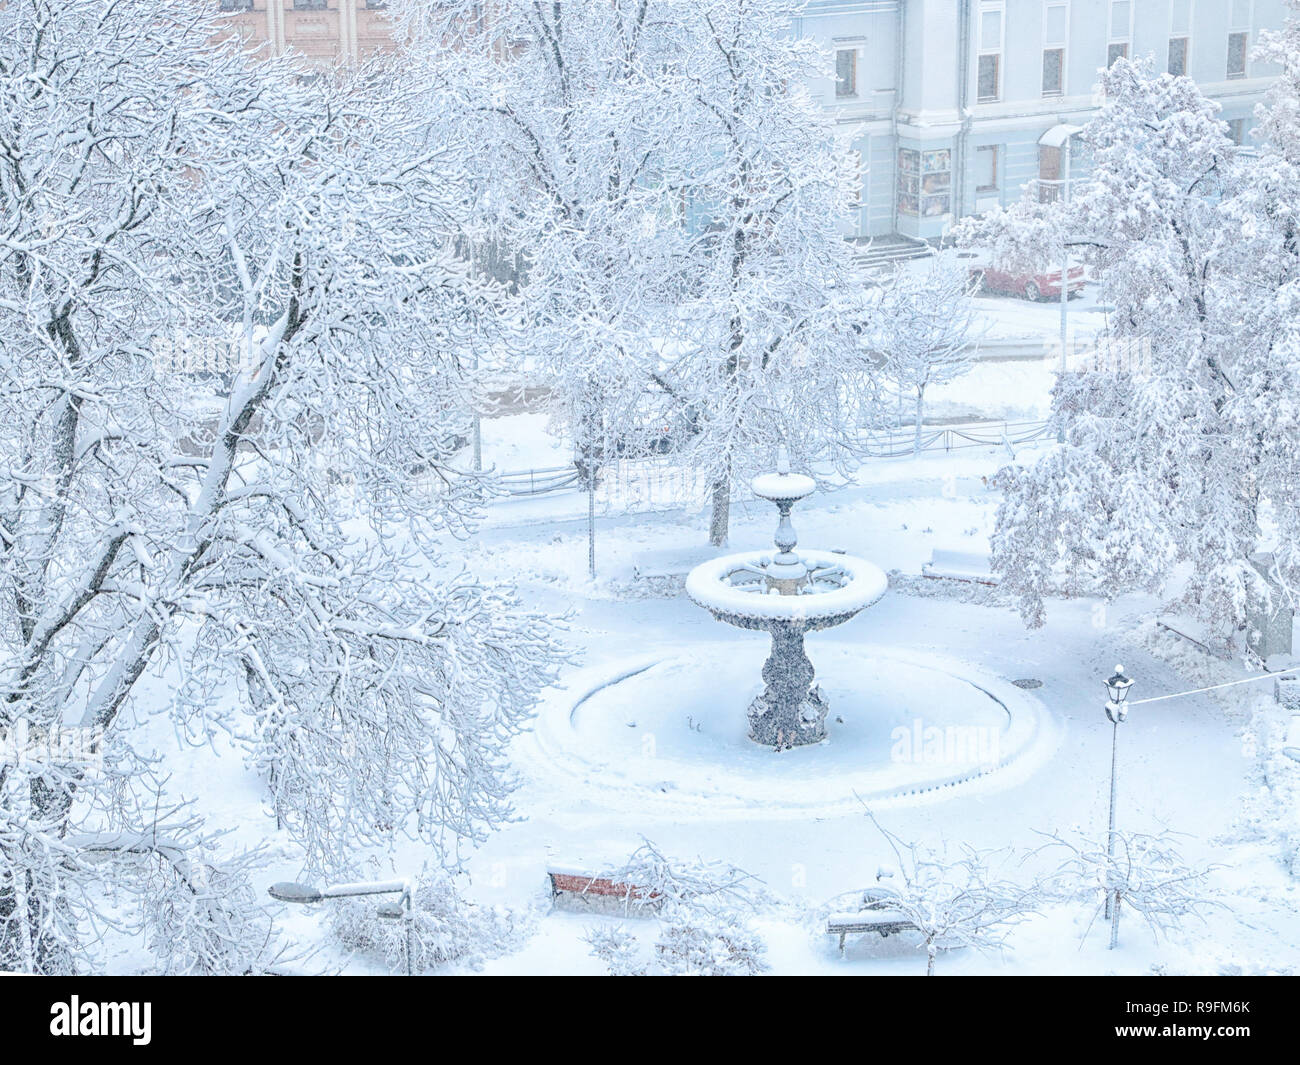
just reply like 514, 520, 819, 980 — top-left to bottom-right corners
547, 869, 662, 915
827, 909, 917, 955
827, 879, 917, 955
920, 548, 999, 587
631, 546, 719, 585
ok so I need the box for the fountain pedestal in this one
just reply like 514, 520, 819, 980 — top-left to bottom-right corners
748, 623, 828, 747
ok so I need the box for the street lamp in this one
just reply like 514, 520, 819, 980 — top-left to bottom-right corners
269, 878, 415, 975
1105, 664, 1134, 722
1102, 664, 1133, 943
1089, 666, 1292, 948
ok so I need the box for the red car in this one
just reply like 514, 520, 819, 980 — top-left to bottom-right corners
971, 263, 1086, 301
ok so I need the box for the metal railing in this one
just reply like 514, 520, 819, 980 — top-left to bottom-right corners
855, 418, 1051, 458
490, 418, 1052, 500
497, 464, 583, 497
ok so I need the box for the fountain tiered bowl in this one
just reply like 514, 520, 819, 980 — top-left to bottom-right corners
686, 457, 887, 748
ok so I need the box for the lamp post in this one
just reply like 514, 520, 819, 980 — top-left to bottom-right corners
1102, 664, 1133, 944
1059, 133, 1072, 381
269, 878, 414, 976
1088, 665, 1289, 948
1037, 123, 1081, 443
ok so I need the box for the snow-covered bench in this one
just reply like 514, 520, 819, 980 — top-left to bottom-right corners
547, 869, 662, 915
630, 546, 720, 584
827, 910, 917, 955
920, 548, 999, 586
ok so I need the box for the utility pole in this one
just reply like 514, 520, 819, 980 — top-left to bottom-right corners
1059, 134, 1071, 380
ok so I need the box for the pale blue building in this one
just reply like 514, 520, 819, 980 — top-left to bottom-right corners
797, 0, 1288, 244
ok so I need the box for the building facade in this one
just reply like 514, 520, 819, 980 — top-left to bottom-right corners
218, 1, 1288, 241
800, 0, 1288, 241
218, 0, 395, 63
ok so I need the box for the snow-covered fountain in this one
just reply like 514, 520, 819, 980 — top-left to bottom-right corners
522, 455, 1054, 815
685, 453, 888, 748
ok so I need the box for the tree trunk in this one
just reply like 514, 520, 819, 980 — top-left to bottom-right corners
709, 474, 730, 548
587, 480, 597, 579
926, 944, 936, 976
913, 387, 926, 455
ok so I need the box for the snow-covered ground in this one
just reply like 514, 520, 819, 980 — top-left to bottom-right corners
456, 441, 1298, 975
95, 273, 1294, 977
131, 413, 1297, 976
13, 0, 1300, 989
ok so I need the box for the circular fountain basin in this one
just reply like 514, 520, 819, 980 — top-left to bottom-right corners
518, 642, 1055, 818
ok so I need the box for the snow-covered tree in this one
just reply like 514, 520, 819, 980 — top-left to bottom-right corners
0, 0, 557, 972
1041, 829, 1215, 951
584, 910, 768, 977
863, 812, 1035, 976
404, 0, 687, 576
653, 908, 768, 975
653, 0, 870, 545
584, 925, 647, 976
329, 869, 521, 974
127, 815, 287, 976
867, 262, 981, 452
955, 55, 1300, 635
411, 0, 876, 552
601, 837, 770, 915
583, 839, 770, 975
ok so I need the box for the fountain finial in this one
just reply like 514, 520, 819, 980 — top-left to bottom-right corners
776, 445, 790, 477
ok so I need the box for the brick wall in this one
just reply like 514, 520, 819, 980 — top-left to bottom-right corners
219, 0, 396, 64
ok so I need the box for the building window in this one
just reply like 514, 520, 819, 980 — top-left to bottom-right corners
898, 149, 919, 217
1170, 1, 1193, 75
1043, 2, 1067, 96
898, 148, 951, 217
835, 48, 858, 98
1168, 37, 1189, 76
1228, 0, 1251, 78
978, 3, 1003, 102
978, 54, 1001, 102
1038, 145, 1062, 204
1108, 0, 1131, 66
294, 0, 328, 10
1042, 48, 1064, 95
976, 146, 1000, 194
1228, 118, 1246, 145
1227, 32, 1249, 78
220, 0, 253, 9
